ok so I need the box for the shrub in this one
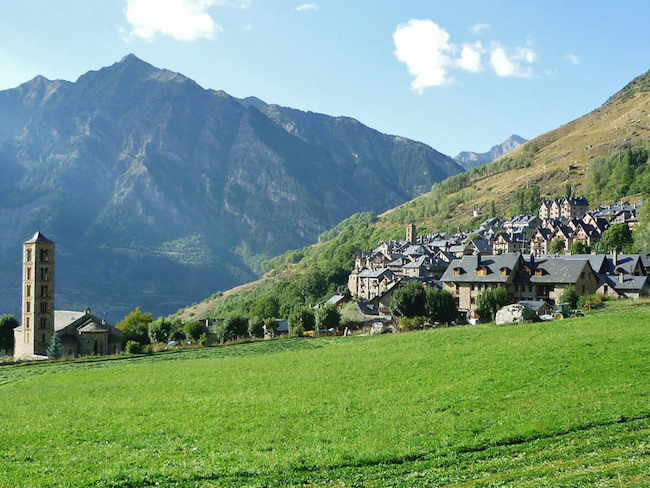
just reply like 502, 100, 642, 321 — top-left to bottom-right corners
578, 294, 603, 310
125, 340, 143, 354
183, 320, 205, 341
170, 330, 186, 342
399, 316, 425, 331
248, 316, 265, 338
560, 285, 580, 308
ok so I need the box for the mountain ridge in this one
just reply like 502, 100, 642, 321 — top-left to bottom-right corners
454, 134, 527, 170
0, 54, 463, 321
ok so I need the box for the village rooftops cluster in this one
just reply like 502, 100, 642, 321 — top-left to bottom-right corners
347, 196, 647, 322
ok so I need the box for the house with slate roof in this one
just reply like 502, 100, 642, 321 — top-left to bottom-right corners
440, 253, 600, 320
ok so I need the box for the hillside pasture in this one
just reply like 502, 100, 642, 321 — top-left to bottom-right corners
1, 305, 649, 487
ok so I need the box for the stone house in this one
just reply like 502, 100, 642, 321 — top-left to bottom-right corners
440, 253, 600, 319
493, 232, 530, 254
348, 268, 399, 301
529, 227, 552, 256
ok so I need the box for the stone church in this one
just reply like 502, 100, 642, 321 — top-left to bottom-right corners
13, 232, 123, 360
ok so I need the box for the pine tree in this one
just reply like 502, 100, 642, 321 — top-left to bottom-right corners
46, 333, 63, 360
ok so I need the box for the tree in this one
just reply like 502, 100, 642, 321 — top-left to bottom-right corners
390, 281, 427, 318
183, 320, 205, 341
216, 315, 248, 342
251, 294, 280, 322
599, 223, 635, 253
248, 316, 265, 338
264, 317, 278, 337
148, 317, 172, 344
316, 304, 341, 330
425, 287, 457, 324
0, 314, 18, 354
288, 306, 315, 335
565, 182, 572, 197
550, 239, 566, 254
560, 285, 580, 308
570, 241, 590, 255
46, 333, 63, 360
634, 201, 650, 251
116, 307, 153, 344
475, 286, 510, 321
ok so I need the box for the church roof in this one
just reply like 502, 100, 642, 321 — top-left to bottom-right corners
55, 311, 86, 332
25, 231, 53, 244
77, 320, 111, 333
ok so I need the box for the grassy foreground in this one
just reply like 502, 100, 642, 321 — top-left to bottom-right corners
1, 305, 650, 487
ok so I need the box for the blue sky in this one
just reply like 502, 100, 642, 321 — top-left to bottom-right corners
1, 1, 649, 156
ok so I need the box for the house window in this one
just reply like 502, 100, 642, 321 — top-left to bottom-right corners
454, 268, 462, 276
535, 269, 543, 277
604, 285, 609, 293
40, 249, 49, 262
470, 284, 475, 291
477, 267, 487, 276
26, 317, 30, 329
501, 268, 508, 276
470, 297, 476, 304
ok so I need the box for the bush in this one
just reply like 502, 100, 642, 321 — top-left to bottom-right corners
577, 294, 603, 310
476, 286, 510, 321
125, 340, 143, 354
170, 329, 186, 342
183, 320, 205, 341
248, 316, 265, 338
289, 322, 305, 338
198, 333, 210, 347
560, 285, 580, 309
399, 316, 425, 331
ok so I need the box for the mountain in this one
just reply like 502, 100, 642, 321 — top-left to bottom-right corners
179, 69, 650, 321
0, 54, 463, 321
454, 134, 527, 170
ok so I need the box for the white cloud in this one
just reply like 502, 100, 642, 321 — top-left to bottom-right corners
457, 42, 483, 72
295, 3, 319, 11
124, 0, 249, 41
393, 19, 457, 91
471, 23, 490, 34
565, 53, 580, 65
489, 44, 536, 78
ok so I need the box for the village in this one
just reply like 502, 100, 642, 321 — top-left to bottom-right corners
347, 196, 648, 322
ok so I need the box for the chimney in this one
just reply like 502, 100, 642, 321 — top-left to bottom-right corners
619, 270, 624, 284
613, 249, 618, 266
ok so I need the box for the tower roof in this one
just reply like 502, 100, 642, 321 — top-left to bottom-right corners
25, 231, 53, 244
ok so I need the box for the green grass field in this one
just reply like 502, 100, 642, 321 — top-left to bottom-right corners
1, 304, 650, 487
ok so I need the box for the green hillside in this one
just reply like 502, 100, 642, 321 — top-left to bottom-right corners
178, 70, 650, 322
2, 303, 650, 487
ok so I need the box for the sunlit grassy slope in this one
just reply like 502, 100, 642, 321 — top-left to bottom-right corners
1, 302, 649, 487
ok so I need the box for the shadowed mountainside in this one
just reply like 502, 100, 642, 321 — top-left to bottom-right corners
0, 55, 463, 321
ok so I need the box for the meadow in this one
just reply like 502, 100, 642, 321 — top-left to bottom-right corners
1, 303, 649, 487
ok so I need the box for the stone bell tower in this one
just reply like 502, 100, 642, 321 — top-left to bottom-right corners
14, 231, 55, 359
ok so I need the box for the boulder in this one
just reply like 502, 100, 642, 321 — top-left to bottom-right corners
495, 304, 536, 325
